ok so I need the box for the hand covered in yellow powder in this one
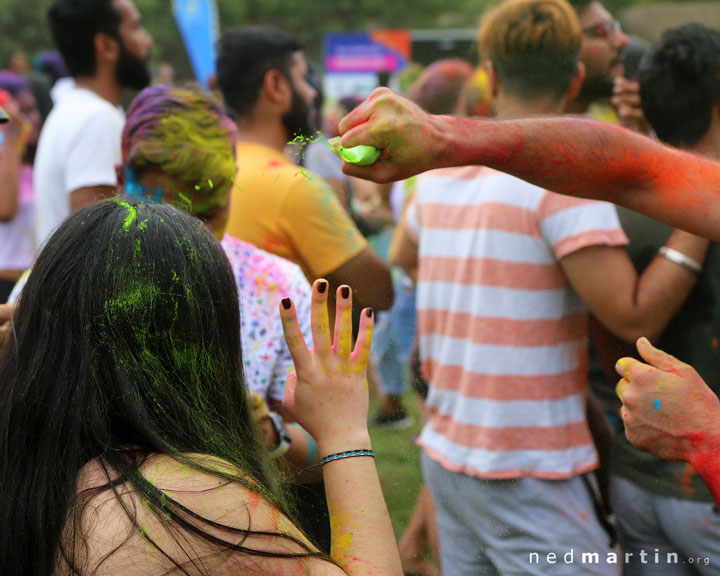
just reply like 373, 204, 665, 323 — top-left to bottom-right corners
338, 87, 448, 183
615, 337, 720, 464
279, 279, 373, 456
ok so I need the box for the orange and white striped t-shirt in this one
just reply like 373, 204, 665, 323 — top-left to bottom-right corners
407, 166, 628, 480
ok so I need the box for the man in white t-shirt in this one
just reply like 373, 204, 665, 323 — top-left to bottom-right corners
33, 0, 152, 245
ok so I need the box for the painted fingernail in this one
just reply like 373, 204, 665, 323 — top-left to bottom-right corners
317, 280, 327, 294
341, 286, 350, 299
281, 298, 291, 310
366, 308, 374, 318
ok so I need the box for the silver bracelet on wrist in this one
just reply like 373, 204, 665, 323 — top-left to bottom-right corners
658, 246, 702, 274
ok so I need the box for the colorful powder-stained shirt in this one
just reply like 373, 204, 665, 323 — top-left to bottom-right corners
222, 234, 312, 403
407, 166, 628, 480
226, 142, 367, 281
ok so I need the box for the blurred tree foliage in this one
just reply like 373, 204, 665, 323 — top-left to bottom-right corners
0, 0, 699, 81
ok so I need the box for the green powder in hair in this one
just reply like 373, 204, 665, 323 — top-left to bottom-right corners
116, 199, 138, 232
104, 282, 161, 317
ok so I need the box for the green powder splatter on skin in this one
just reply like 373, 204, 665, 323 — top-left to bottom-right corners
137, 219, 149, 232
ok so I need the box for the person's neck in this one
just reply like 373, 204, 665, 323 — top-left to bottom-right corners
235, 116, 289, 153
494, 93, 566, 118
563, 96, 591, 115
692, 131, 720, 161
203, 212, 228, 241
74, 74, 124, 108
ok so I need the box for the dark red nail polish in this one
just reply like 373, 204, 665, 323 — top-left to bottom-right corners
366, 308, 374, 318
282, 298, 291, 310
341, 286, 350, 299
318, 280, 327, 294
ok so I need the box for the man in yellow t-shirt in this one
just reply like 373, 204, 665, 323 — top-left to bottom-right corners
216, 27, 393, 312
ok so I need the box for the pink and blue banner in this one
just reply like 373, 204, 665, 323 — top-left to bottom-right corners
325, 31, 411, 74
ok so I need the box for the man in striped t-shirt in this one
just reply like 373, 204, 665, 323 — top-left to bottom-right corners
396, 0, 710, 574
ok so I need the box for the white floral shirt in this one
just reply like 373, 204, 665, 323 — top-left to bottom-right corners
221, 235, 312, 403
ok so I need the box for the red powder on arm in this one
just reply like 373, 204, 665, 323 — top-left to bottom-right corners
441, 115, 720, 241
688, 430, 720, 506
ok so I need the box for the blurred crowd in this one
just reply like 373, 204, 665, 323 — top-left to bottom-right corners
1, 0, 720, 575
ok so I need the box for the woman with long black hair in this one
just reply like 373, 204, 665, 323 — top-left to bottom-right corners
0, 200, 401, 575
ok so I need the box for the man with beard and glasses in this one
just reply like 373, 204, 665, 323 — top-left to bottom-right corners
33, 0, 152, 246
216, 27, 393, 313
566, 0, 628, 117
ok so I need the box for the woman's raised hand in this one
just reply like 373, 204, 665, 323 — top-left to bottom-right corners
279, 280, 373, 455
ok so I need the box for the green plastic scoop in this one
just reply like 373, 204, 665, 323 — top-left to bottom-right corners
327, 137, 381, 166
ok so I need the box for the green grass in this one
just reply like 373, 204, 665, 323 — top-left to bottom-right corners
369, 394, 425, 538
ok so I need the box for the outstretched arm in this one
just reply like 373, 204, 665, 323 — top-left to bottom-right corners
339, 88, 720, 241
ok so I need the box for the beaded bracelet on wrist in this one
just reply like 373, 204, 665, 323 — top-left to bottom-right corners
303, 449, 375, 473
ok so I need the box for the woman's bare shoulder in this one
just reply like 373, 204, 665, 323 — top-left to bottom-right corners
65, 453, 342, 575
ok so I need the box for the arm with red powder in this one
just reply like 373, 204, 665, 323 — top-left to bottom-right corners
339, 88, 720, 242
616, 338, 720, 505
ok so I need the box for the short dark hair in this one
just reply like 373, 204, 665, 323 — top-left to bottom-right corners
47, 0, 121, 78
216, 26, 303, 118
639, 23, 720, 148
478, 0, 581, 100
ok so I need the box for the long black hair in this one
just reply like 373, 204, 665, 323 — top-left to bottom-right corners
0, 200, 322, 575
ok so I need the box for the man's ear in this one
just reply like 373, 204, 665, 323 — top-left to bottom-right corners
115, 163, 124, 192
566, 60, 586, 102
94, 32, 120, 66
261, 68, 291, 109
484, 59, 500, 99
